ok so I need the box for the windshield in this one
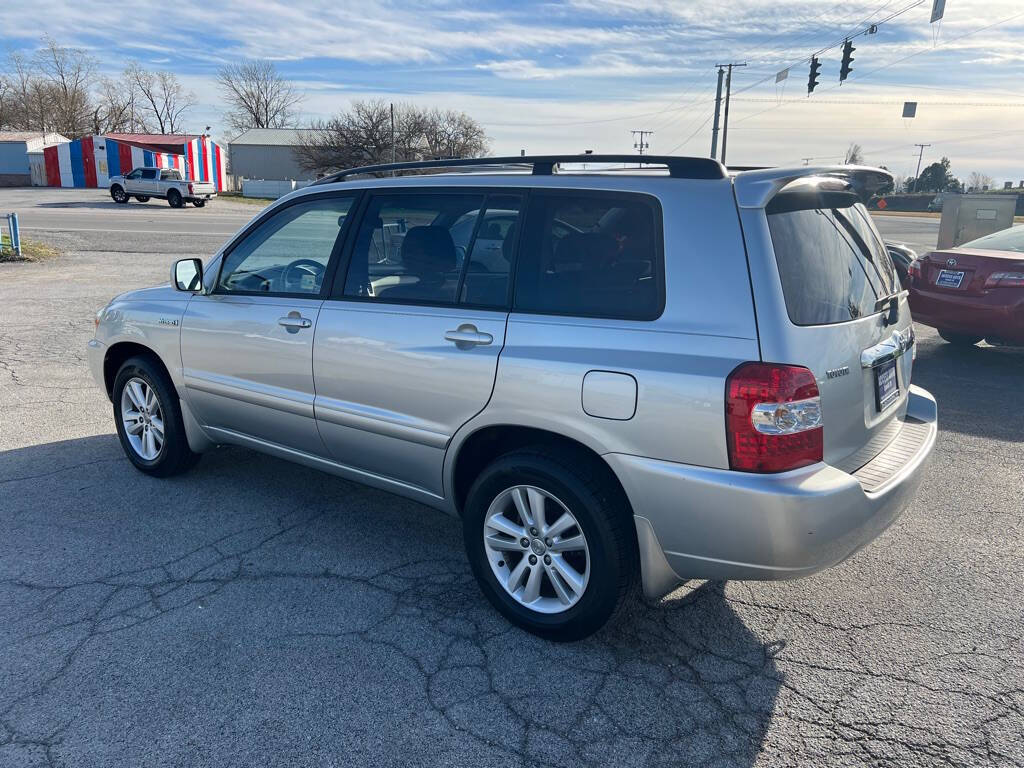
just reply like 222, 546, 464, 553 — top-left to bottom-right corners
961, 225, 1024, 253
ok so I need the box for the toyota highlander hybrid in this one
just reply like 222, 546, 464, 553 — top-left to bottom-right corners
88, 155, 937, 640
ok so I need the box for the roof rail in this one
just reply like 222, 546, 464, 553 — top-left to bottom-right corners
312, 154, 726, 185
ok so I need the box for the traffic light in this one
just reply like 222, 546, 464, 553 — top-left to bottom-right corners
807, 56, 821, 94
840, 40, 855, 82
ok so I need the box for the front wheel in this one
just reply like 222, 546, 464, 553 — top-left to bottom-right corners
463, 448, 637, 641
192, 199, 206, 208
110, 185, 128, 204
113, 355, 200, 477
167, 189, 183, 208
938, 329, 982, 347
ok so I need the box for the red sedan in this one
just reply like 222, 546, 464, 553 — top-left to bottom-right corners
908, 225, 1024, 347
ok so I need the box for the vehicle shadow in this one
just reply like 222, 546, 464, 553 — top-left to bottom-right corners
911, 329, 1024, 442
0, 434, 779, 767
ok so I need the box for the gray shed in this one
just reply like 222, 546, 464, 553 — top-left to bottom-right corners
228, 128, 316, 182
0, 132, 70, 187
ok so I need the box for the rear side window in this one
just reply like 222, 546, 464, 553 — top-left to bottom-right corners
514, 192, 663, 320
767, 201, 896, 325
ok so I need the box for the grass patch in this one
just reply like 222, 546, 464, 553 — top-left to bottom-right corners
0, 234, 60, 263
218, 192, 276, 207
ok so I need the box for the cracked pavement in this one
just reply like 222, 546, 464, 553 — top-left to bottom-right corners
1, 189, 1022, 767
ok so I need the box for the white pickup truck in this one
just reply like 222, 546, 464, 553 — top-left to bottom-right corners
109, 168, 216, 208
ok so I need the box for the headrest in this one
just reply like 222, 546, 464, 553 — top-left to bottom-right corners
401, 226, 456, 274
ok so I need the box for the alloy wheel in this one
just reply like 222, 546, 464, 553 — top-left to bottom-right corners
482, 485, 591, 614
120, 377, 164, 461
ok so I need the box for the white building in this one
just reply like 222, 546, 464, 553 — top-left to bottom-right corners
0, 132, 70, 187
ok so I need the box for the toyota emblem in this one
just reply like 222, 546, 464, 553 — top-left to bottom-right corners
947, 258, 957, 267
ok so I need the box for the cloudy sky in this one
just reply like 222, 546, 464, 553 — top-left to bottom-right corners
3, 0, 1024, 182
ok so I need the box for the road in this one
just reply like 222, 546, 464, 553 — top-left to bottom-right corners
871, 213, 941, 255
1, 189, 1021, 768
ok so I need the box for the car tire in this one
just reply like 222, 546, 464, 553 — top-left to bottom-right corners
135, 195, 150, 202
110, 185, 128, 204
938, 329, 982, 347
193, 200, 206, 208
462, 447, 638, 642
167, 190, 183, 208
112, 355, 200, 477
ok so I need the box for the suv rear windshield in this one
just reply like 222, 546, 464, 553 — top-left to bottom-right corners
767, 197, 899, 326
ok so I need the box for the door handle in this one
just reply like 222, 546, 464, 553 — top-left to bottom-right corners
278, 315, 312, 329
445, 325, 493, 347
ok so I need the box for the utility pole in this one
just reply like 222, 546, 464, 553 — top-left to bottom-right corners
802, 157, 813, 166
390, 102, 396, 176
912, 143, 931, 192
716, 62, 746, 166
710, 67, 725, 159
631, 130, 653, 155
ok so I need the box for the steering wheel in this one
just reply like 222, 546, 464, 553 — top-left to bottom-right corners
281, 258, 326, 293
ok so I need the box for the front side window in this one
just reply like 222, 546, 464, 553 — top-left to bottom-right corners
218, 196, 355, 295
513, 192, 663, 320
343, 192, 504, 305
126, 169, 142, 180
141, 169, 158, 180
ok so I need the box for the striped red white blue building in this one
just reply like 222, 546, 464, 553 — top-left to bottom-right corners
43, 134, 227, 191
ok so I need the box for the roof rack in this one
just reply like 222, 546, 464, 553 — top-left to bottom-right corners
313, 154, 726, 185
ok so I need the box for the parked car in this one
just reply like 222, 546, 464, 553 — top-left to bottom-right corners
885, 241, 918, 287
88, 156, 937, 641
908, 224, 1024, 346
109, 167, 216, 208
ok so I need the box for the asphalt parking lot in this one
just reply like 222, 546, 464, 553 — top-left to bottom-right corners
1, 188, 1022, 768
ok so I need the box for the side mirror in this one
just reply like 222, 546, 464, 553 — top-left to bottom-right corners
172, 258, 203, 292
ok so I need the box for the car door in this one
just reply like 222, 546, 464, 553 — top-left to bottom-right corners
312, 189, 522, 497
122, 168, 144, 194
180, 193, 358, 456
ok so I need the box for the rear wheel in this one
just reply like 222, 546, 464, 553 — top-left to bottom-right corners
110, 185, 128, 204
134, 195, 150, 202
938, 329, 982, 347
112, 355, 200, 477
192, 199, 206, 208
167, 189, 183, 208
462, 447, 637, 641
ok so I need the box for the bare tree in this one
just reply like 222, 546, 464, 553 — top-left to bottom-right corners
843, 142, 863, 165
92, 74, 152, 134
4, 50, 56, 132
295, 100, 489, 175
217, 60, 302, 136
967, 171, 994, 192
35, 36, 95, 137
126, 62, 196, 134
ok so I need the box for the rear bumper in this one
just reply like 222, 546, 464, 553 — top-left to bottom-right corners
909, 285, 1024, 343
609, 385, 937, 599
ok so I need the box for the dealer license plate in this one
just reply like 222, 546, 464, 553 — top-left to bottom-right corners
936, 269, 964, 288
875, 359, 900, 412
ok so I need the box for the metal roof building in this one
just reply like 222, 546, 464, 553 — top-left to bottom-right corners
229, 128, 316, 182
0, 132, 70, 186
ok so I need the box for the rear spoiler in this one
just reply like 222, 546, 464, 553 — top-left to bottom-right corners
732, 165, 892, 209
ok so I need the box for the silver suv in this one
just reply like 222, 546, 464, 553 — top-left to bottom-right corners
88, 155, 937, 641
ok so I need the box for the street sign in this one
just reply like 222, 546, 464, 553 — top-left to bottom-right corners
930, 0, 946, 22
776, 68, 789, 83
902, 102, 918, 118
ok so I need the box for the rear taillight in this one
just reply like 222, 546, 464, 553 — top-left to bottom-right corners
726, 362, 823, 473
984, 272, 1024, 288
188, 183, 194, 195
908, 260, 922, 282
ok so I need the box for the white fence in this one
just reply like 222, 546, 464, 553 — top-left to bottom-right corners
241, 179, 313, 199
